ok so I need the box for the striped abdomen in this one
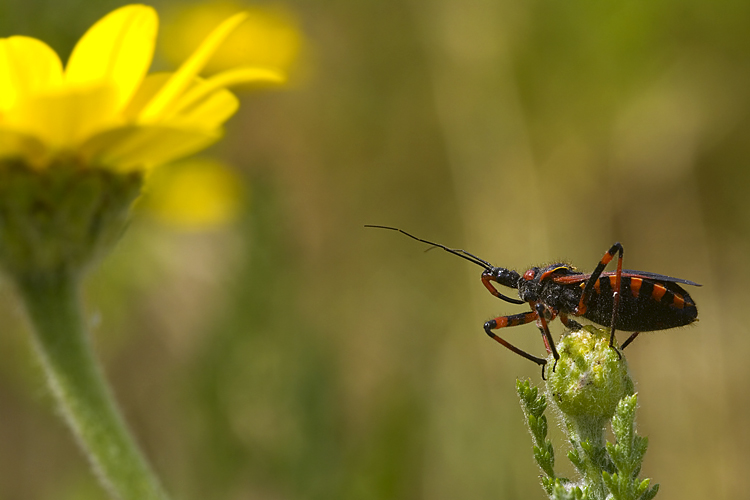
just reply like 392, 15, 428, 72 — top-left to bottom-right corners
581, 275, 698, 331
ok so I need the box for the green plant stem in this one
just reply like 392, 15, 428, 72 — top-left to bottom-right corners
15, 269, 170, 500
563, 415, 608, 500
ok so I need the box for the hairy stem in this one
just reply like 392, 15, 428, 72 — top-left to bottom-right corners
563, 415, 608, 500
15, 269, 170, 500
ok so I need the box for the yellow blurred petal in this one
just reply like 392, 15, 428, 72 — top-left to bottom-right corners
138, 12, 247, 122
80, 125, 221, 171
209, 7, 302, 73
65, 5, 157, 110
123, 73, 241, 129
3, 83, 119, 146
173, 66, 284, 114
124, 70, 255, 130
140, 157, 244, 229
121, 73, 172, 120
171, 87, 239, 129
0, 36, 63, 112
161, 2, 303, 76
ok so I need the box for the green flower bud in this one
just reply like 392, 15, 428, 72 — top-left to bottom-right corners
547, 326, 634, 426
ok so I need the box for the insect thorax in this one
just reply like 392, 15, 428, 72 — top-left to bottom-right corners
517, 264, 582, 312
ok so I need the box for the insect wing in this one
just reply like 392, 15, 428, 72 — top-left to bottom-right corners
552, 270, 701, 287
620, 270, 701, 287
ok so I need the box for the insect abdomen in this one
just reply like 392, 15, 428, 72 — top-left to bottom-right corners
582, 275, 698, 331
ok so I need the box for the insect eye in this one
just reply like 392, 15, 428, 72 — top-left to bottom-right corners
523, 269, 535, 280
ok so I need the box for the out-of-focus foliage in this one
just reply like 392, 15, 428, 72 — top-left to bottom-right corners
0, 0, 748, 499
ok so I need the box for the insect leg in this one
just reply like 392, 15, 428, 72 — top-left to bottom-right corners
534, 303, 560, 372
559, 313, 582, 331
575, 242, 624, 358
484, 311, 549, 377
608, 244, 624, 356
621, 332, 640, 350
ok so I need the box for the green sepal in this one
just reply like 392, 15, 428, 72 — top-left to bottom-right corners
0, 159, 143, 279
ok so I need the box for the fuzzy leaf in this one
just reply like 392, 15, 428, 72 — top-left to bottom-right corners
640, 483, 659, 500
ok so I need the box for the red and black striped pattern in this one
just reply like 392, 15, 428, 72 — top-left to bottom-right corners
578, 274, 697, 331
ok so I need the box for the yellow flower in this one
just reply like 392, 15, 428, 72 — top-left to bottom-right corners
0, 4, 286, 276
0, 9, 290, 498
0, 4, 284, 172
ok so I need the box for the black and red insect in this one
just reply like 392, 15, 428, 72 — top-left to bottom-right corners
367, 225, 700, 375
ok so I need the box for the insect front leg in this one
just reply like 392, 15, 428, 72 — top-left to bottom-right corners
484, 311, 549, 377
576, 242, 624, 357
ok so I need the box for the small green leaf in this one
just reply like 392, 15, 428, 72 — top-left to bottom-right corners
568, 448, 584, 473
640, 483, 659, 500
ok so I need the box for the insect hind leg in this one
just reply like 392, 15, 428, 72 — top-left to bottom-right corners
621, 332, 640, 350
577, 242, 625, 359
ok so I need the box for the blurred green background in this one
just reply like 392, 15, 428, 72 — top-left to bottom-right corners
0, 0, 748, 498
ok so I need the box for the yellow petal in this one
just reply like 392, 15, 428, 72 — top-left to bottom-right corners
3, 83, 119, 147
0, 36, 63, 112
161, 3, 303, 75
80, 125, 220, 171
138, 11, 248, 122
170, 87, 238, 129
172, 66, 284, 115
120, 73, 172, 120
126, 73, 241, 129
65, 4, 157, 110
124, 72, 245, 129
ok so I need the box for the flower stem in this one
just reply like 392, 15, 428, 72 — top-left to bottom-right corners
562, 414, 608, 500
15, 269, 170, 500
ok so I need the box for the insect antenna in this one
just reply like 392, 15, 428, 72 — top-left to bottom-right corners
366, 225, 525, 305
365, 225, 493, 271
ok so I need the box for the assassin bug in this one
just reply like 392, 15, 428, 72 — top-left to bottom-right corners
367, 225, 700, 376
